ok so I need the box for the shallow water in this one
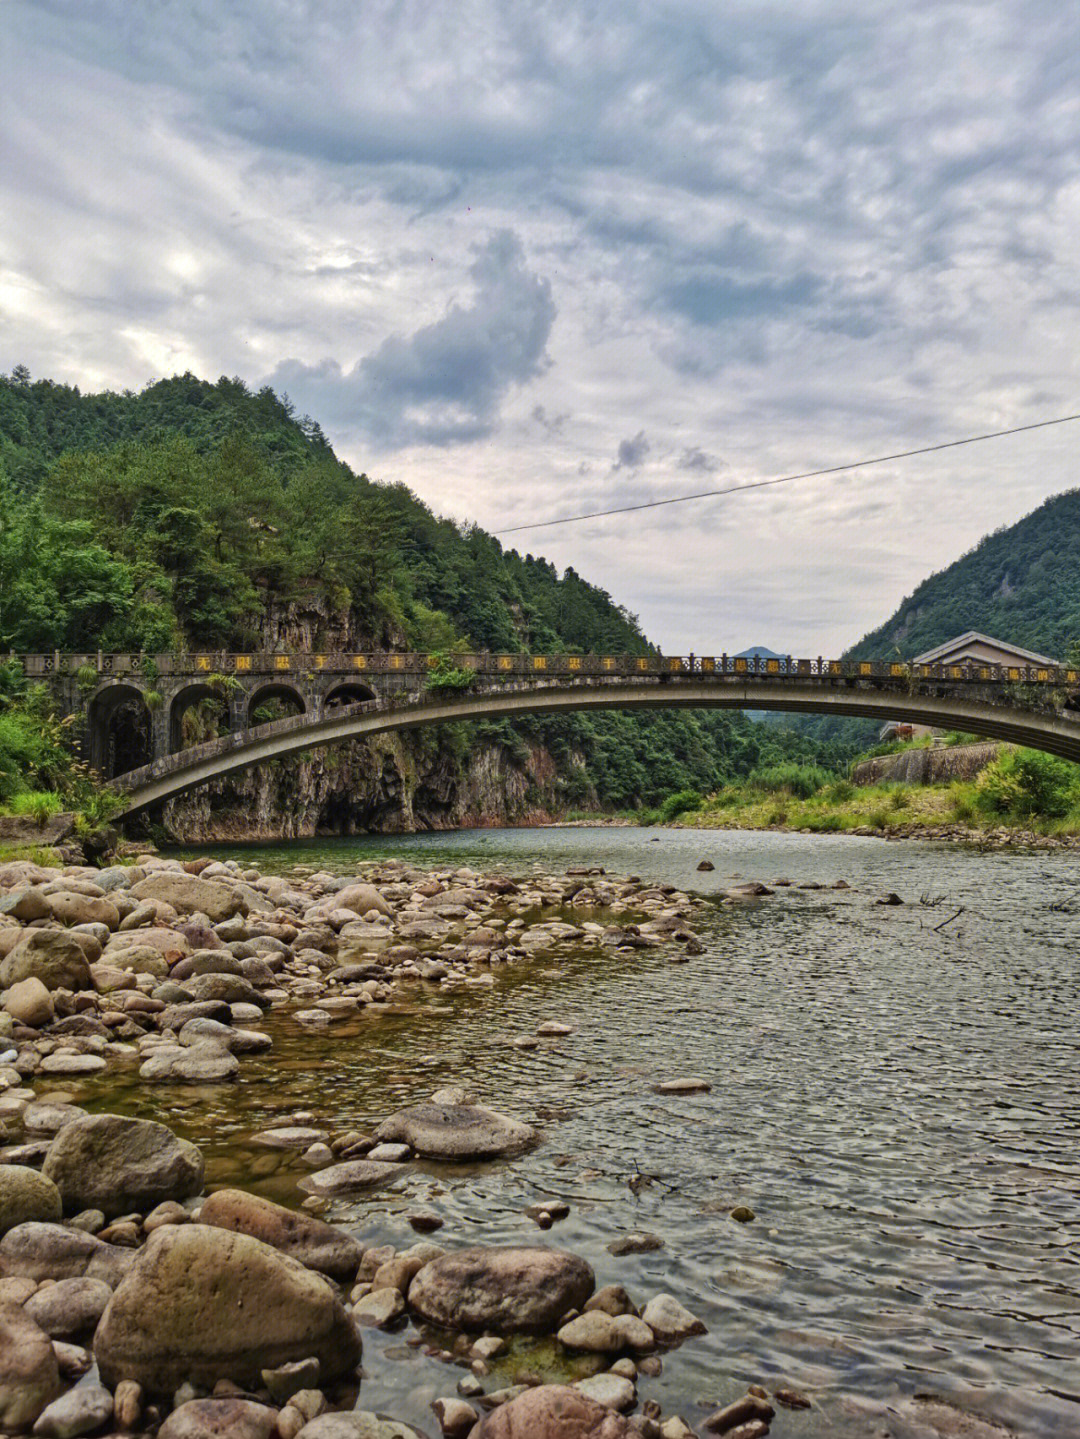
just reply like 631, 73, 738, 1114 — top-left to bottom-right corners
50, 827, 1080, 1436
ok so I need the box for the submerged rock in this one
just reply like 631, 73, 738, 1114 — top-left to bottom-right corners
409, 1246, 594, 1333
374, 1099, 536, 1160
297, 1160, 406, 1196
94, 1224, 361, 1394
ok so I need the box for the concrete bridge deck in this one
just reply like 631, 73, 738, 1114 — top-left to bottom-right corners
9, 649, 1063, 815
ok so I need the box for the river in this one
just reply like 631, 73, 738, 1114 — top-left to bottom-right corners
52, 826, 1080, 1437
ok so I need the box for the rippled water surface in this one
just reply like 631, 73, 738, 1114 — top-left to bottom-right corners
54, 827, 1080, 1436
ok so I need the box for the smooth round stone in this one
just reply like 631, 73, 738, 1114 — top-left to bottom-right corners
38, 1054, 106, 1076
252, 1127, 330, 1149
297, 1161, 406, 1196
294, 1010, 332, 1026
652, 1078, 711, 1095
230, 1003, 264, 1024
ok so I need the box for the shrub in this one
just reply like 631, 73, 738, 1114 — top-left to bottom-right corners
766, 805, 789, 826
976, 747, 1079, 819
658, 788, 703, 822
828, 778, 854, 802
890, 786, 908, 810
747, 762, 829, 800
868, 807, 890, 829
425, 653, 476, 692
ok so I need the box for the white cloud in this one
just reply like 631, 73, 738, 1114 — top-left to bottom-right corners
2, 0, 1079, 654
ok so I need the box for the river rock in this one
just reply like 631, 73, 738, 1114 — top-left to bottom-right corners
0, 1222, 132, 1284
3, 976, 55, 1027
0, 887, 51, 922
178, 1018, 271, 1053
653, 1078, 711, 1095
0, 930, 92, 992
607, 1232, 664, 1256
335, 884, 392, 918
159, 1398, 279, 1439
43, 1114, 204, 1220
352, 1286, 405, 1327
0, 1165, 62, 1235
183, 973, 266, 1007
467, 1384, 631, 1438
46, 892, 120, 930
38, 1053, 106, 1076
139, 1043, 240, 1083
640, 1294, 707, 1343
32, 1382, 113, 1438
572, 1373, 636, 1411
199, 1189, 363, 1281
253, 1127, 330, 1149
0, 1301, 61, 1430
293, 1417, 423, 1439
94, 1225, 361, 1394
431, 1397, 476, 1438
297, 1160, 406, 1196
24, 1276, 112, 1339
130, 873, 247, 922
374, 1100, 536, 1159
408, 1246, 594, 1333
557, 1311, 624, 1353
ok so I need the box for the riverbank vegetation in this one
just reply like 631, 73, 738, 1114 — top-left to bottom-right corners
659, 743, 1080, 837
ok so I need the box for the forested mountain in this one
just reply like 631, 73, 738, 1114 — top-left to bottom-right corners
847, 489, 1080, 662
0, 368, 844, 831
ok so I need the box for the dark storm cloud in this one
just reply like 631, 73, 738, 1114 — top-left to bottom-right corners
269, 231, 554, 446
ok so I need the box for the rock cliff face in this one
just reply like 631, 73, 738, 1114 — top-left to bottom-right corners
162, 731, 577, 842
160, 596, 585, 839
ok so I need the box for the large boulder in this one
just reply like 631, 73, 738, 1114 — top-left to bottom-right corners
130, 873, 246, 923
409, 1247, 594, 1334
2, 975, 55, 1027
0, 1301, 61, 1431
43, 1114, 204, 1220
374, 1101, 536, 1160
46, 891, 120, 929
0, 930, 92, 992
0, 1165, 62, 1235
466, 1385, 631, 1438
138, 1044, 240, 1083
335, 884, 392, 918
0, 1222, 132, 1285
198, 1189, 363, 1281
94, 1225, 361, 1394
24, 1275, 112, 1339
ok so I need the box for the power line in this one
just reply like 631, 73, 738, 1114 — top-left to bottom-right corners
496, 411, 1080, 537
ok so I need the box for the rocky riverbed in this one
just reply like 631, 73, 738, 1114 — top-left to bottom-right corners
0, 852, 794, 1438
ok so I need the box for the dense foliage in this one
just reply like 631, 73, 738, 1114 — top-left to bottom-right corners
847, 489, 1080, 662
0, 367, 859, 812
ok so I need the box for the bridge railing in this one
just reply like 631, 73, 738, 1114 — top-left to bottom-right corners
14, 650, 1080, 687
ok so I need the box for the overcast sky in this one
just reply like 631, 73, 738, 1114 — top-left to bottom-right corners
2, 1, 1078, 655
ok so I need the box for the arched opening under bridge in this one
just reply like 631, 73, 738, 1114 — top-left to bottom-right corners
86, 683, 152, 779
169, 682, 233, 754
323, 682, 376, 712
247, 683, 306, 727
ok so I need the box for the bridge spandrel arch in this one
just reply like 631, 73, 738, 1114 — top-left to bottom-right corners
322, 680, 377, 712
86, 682, 153, 779
168, 682, 235, 755
247, 682, 307, 727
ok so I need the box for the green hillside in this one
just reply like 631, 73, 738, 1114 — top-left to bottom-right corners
847, 489, 1080, 662
0, 367, 848, 816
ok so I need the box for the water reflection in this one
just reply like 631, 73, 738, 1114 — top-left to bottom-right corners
50, 828, 1080, 1436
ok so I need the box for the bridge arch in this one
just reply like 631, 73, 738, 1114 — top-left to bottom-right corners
169, 682, 233, 754
86, 683, 152, 779
322, 681, 377, 712
247, 683, 307, 727
110, 677, 1080, 816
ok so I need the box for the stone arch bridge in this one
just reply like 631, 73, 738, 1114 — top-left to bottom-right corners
19, 649, 1080, 816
